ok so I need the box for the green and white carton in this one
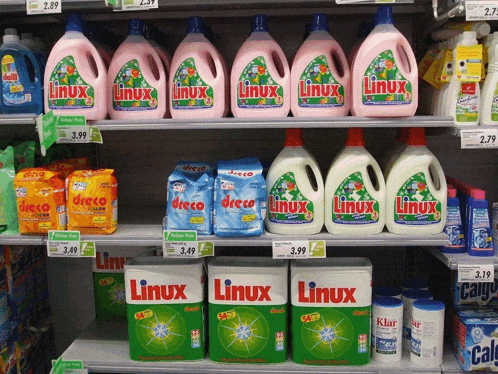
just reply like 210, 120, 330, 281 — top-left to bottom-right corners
93, 247, 156, 321
291, 258, 372, 366
125, 257, 206, 362
208, 257, 288, 364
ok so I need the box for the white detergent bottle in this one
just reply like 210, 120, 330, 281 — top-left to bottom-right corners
447, 31, 480, 125
481, 35, 498, 126
438, 37, 458, 117
231, 14, 290, 118
325, 128, 386, 235
290, 13, 350, 117
266, 128, 324, 235
386, 127, 447, 235
383, 127, 408, 179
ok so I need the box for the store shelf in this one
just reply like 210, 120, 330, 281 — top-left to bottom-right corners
426, 247, 498, 270
441, 345, 462, 374
0, 114, 37, 125
0, 224, 449, 247
61, 320, 440, 374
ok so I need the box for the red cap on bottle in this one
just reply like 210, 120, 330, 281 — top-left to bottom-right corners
447, 188, 457, 198
471, 189, 486, 199
346, 128, 365, 147
406, 127, 426, 146
285, 128, 303, 147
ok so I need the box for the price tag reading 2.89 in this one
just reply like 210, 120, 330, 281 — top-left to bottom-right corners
26, 0, 61, 14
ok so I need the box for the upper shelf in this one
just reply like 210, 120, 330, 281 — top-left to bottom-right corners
426, 247, 498, 270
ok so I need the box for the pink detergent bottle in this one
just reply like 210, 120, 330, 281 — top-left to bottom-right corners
291, 13, 350, 117
351, 6, 418, 117
108, 19, 166, 120
348, 21, 372, 67
44, 14, 107, 120
231, 15, 290, 118
169, 17, 227, 119
144, 23, 171, 73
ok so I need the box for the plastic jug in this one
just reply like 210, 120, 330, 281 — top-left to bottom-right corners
385, 128, 447, 235
325, 128, 386, 234
0, 29, 42, 114
231, 14, 290, 118
351, 6, 418, 117
481, 34, 498, 126
348, 21, 372, 67
108, 18, 167, 120
383, 127, 408, 179
169, 17, 227, 119
20, 32, 46, 85
266, 128, 324, 235
291, 13, 350, 117
45, 14, 107, 120
447, 31, 480, 125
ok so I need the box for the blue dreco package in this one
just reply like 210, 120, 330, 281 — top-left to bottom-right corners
451, 307, 498, 371
166, 161, 214, 235
213, 157, 266, 236
452, 272, 498, 307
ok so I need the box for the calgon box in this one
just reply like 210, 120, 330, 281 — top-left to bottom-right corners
291, 258, 372, 365
125, 256, 205, 361
208, 257, 288, 363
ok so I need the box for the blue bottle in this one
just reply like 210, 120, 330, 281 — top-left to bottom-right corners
467, 189, 494, 256
0, 29, 42, 114
441, 187, 465, 253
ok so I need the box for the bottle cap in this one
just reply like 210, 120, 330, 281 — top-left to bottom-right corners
373, 296, 403, 308
448, 188, 457, 198
309, 13, 329, 32
285, 128, 303, 147
476, 22, 491, 38
373, 286, 402, 298
187, 16, 204, 34
252, 14, 268, 33
406, 127, 426, 146
358, 21, 372, 38
413, 298, 445, 312
3, 29, 19, 43
66, 14, 84, 33
471, 189, 486, 199
373, 5, 394, 26
346, 128, 365, 147
128, 19, 144, 36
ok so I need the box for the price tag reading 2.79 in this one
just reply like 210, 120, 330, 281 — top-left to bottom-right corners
458, 264, 495, 283
466, 1, 498, 21
461, 129, 498, 149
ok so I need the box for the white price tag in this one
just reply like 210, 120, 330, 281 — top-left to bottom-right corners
56, 125, 91, 143
162, 230, 214, 258
458, 264, 495, 282
26, 0, 61, 15
466, 1, 498, 21
122, 0, 158, 11
272, 240, 326, 259
460, 129, 498, 149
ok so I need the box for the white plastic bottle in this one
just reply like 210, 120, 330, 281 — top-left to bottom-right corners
231, 14, 290, 118
325, 128, 385, 235
290, 13, 350, 117
481, 35, 498, 126
371, 296, 403, 363
383, 127, 408, 179
437, 37, 458, 117
386, 127, 447, 235
266, 128, 324, 235
447, 31, 480, 125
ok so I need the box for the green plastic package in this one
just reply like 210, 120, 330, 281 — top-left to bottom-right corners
13, 141, 35, 172
0, 147, 18, 234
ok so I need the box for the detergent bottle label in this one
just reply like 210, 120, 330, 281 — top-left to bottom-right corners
112, 59, 158, 111
456, 82, 479, 122
362, 50, 412, 106
332, 172, 379, 225
470, 208, 493, 251
445, 206, 464, 248
394, 173, 441, 225
237, 56, 283, 109
298, 55, 344, 108
491, 83, 498, 121
48, 55, 95, 109
172, 58, 214, 110
1, 54, 30, 106
268, 172, 314, 224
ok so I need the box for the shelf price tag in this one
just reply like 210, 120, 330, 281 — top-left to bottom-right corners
460, 129, 498, 149
55, 116, 103, 144
466, 1, 498, 21
458, 264, 495, 282
163, 230, 214, 258
272, 240, 326, 259
47, 230, 96, 258
26, 0, 61, 15
51, 358, 86, 373
122, 0, 158, 11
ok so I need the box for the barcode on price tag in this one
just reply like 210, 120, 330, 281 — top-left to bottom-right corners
458, 264, 495, 282
272, 240, 326, 259
163, 230, 214, 258
460, 129, 498, 149
122, 0, 158, 10
466, 1, 498, 21
26, 0, 61, 15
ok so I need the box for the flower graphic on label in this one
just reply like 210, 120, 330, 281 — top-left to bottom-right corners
187, 67, 195, 76
287, 182, 295, 191
319, 64, 327, 74
258, 66, 266, 75
385, 60, 394, 70
66, 66, 75, 75
417, 182, 426, 191
131, 69, 140, 78
354, 182, 363, 191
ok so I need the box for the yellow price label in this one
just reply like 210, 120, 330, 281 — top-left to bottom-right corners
242, 214, 256, 222
189, 216, 204, 224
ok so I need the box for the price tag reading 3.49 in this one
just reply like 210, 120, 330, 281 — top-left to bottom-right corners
460, 129, 498, 149
26, 0, 61, 15
272, 240, 326, 259
466, 1, 498, 21
458, 264, 495, 283
163, 230, 214, 258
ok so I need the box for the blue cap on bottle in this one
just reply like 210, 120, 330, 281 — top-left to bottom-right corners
187, 17, 205, 34
309, 13, 329, 32
252, 14, 268, 32
373, 296, 404, 308
66, 14, 84, 32
373, 286, 402, 298
373, 5, 394, 26
358, 21, 372, 38
128, 19, 144, 36
413, 298, 445, 312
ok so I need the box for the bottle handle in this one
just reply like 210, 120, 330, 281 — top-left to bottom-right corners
20, 50, 41, 85
200, 44, 223, 85
303, 160, 323, 200
427, 160, 445, 193
365, 160, 386, 193
326, 46, 350, 81
142, 50, 166, 84
394, 37, 417, 78
82, 41, 107, 80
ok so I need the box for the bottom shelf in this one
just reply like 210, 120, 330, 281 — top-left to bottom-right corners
61, 320, 444, 374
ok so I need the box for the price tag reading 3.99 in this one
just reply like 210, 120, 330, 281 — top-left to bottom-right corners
458, 264, 495, 283
26, 0, 61, 15
272, 240, 326, 259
